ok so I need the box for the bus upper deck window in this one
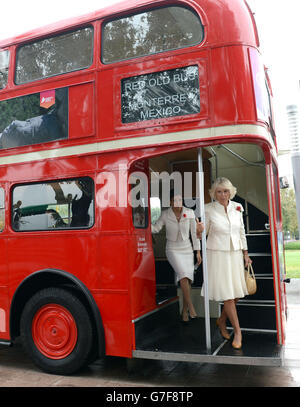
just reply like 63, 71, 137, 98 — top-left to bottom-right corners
0, 50, 9, 89
102, 6, 204, 64
15, 27, 94, 84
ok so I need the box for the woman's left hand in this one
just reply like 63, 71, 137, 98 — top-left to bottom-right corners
196, 251, 202, 265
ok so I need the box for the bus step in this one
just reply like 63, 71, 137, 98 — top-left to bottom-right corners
246, 234, 271, 253
246, 254, 273, 275
244, 276, 274, 301
0, 341, 12, 347
222, 302, 277, 331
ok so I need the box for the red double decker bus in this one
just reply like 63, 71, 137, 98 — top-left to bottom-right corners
0, 0, 286, 374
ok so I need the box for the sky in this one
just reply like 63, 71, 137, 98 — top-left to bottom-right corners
246, 0, 300, 180
0, 0, 299, 176
247, 0, 300, 146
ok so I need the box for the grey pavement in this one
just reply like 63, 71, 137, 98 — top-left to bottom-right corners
0, 280, 298, 387
286, 278, 300, 304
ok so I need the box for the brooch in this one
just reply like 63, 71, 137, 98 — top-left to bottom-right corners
236, 206, 242, 212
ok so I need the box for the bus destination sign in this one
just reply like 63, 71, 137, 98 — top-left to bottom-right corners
121, 65, 200, 124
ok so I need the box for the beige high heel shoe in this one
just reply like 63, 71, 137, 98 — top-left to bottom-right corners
232, 341, 242, 350
232, 333, 242, 349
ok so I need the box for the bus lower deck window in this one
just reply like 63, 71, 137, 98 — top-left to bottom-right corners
12, 177, 94, 231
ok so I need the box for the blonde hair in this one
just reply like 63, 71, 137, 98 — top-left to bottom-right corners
209, 177, 237, 200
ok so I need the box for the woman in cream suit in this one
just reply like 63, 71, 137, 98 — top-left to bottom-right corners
152, 191, 202, 322
200, 177, 252, 349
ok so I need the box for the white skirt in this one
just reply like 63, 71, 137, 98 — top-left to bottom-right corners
166, 240, 194, 283
201, 249, 248, 301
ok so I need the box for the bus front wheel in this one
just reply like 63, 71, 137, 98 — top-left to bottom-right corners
20, 287, 93, 375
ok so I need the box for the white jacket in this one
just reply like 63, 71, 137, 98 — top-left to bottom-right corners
205, 200, 248, 251
151, 207, 200, 250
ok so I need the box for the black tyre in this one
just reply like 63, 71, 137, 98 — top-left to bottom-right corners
20, 287, 93, 375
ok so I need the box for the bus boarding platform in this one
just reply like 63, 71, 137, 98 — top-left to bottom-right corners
133, 301, 282, 367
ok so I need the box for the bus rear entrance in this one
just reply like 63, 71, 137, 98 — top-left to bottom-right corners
131, 142, 285, 367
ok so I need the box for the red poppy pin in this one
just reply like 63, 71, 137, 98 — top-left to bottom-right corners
236, 206, 241, 212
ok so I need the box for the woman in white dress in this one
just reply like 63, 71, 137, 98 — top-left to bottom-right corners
152, 191, 202, 322
200, 177, 252, 349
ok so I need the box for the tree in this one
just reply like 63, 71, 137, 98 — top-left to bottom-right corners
280, 188, 299, 239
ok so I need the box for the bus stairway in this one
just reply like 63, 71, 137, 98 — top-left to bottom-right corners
228, 196, 277, 332
222, 232, 277, 332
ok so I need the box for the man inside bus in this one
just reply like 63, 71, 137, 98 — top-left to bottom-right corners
50, 179, 93, 228
70, 179, 93, 228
